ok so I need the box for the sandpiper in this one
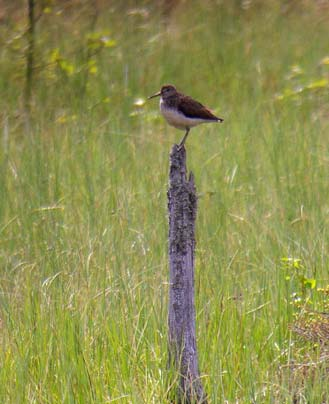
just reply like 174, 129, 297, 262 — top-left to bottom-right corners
148, 84, 224, 147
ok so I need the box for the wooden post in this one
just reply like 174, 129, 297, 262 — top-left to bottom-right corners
167, 145, 207, 403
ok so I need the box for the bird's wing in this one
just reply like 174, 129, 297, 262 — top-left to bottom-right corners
178, 96, 223, 121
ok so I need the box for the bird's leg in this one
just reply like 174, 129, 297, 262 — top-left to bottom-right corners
178, 128, 190, 149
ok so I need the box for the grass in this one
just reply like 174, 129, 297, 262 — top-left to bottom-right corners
1, 1, 329, 402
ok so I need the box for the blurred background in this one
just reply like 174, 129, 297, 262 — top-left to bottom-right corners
1, 1, 329, 402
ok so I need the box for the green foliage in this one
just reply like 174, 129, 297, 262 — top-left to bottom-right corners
281, 256, 316, 294
276, 58, 329, 101
1, 1, 329, 403
86, 31, 117, 50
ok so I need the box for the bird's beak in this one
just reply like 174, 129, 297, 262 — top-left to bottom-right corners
148, 91, 161, 100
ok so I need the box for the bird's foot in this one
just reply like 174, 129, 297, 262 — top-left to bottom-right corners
177, 129, 189, 150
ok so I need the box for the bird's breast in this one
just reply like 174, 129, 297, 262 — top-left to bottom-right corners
160, 99, 208, 130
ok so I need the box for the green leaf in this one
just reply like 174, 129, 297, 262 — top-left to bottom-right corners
306, 79, 328, 90
59, 60, 75, 76
303, 277, 316, 289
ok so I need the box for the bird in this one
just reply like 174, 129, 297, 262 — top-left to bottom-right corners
148, 84, 224, 148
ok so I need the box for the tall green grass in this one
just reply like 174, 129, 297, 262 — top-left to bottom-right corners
1, 1, 329, 402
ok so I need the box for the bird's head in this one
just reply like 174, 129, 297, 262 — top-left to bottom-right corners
148, 84, 177, 100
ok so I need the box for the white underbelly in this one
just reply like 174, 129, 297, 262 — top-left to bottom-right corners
160, 101, 210, 130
